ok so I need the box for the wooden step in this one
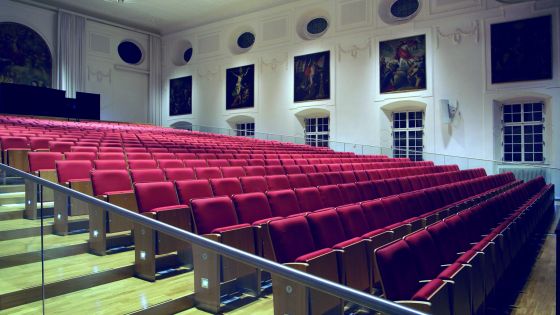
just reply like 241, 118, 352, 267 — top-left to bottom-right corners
0, 202, 54, 221
0, 192, 25, 206
0, 215, 88, 241
0, 232, 90, 268
0, 265, 195, 314
0, 251, 136, 310
0, 185, 24, 194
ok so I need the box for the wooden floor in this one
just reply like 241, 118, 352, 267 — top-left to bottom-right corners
510, 234, 556, 315
508, 204, 558, 315
0, 232, 89, 258
1, 271, 195, 315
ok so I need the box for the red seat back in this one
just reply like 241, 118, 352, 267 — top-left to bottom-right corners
134, 181, 180, 213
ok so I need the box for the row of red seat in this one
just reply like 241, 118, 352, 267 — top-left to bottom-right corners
126, 169, 486, 281
374, 176, 553, 315
184, 172, 516, 314
2, 135, 368, 156
28, 151, 402, 168
265, 173, 515, 277
51, 158, 441, 187
93, 166, 458, 207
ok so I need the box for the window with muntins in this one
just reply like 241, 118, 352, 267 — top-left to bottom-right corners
392, 111, 423, 161
305, 117, 329, 147
236, 122, 255, 137
502, 102, 544, 162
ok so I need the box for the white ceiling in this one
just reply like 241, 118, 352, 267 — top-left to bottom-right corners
34, 0, 301, 35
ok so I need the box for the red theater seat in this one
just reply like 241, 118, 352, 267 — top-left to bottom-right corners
210, 178, 243, 196
93, 159, 127, 170
64, 152, 96, 161
175, 180, 214, 204
220, 166, 246, 178
195, 167, 222, 179
265, 175, 291, 190
164, 167, 196, 181
239, 176, 268, 193
130, 169, 165, 183
128, 159, 158, 169
294, 187, 324, 212
266, 189, 302, 217
157, 159, 184, 168
97, 152, 126, 160
287, 174, 311, 188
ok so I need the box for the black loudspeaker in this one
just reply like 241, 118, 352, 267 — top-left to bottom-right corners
75, 92, 100, 120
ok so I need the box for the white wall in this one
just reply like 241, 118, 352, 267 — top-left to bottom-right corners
162, 0, 560, 167
85, 20, 150, 123
0, 0, 58, 85
1, 0, 152, 124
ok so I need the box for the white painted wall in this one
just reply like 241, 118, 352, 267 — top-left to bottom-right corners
162, 0, 560, 168
85, 20, 150, 123
1, 0, 152, 124
0, 0, 58, 85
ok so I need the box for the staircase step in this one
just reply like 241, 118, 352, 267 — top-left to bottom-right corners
0, 215, 88, 241
0, 185, 24, 194
0, 232, 91, 268
0, 192, 25, 206
0, 251, 136, 310
0, 265, 195, 314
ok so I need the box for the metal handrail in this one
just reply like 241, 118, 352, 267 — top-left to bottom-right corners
0, 163, 426, 315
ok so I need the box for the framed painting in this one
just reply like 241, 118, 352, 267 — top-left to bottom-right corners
294, 51, 330, 102
379, 34, 426, 94
226, 64, 254, 110
491, 15, 552, 84
169, 76, 192, 116
0, 22, 52, 87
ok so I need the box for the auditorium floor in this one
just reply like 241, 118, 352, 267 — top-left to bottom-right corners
508, 204, 558, 315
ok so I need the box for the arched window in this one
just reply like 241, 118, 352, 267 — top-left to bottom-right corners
226, 115, 255, 137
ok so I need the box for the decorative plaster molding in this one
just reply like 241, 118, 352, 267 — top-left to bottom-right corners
436, 20, 479, 48
197, 65, 220, 80
87, 66, 111, 83
338, 39, 371, 61
260, 54, 288, 72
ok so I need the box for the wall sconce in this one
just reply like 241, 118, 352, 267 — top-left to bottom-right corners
440, 99, 459, 124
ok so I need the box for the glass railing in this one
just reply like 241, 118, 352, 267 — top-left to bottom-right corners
188, 124, 560, 199
0, 163, 426, 315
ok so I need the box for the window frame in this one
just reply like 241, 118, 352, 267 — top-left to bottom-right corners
501, 101, 545, 163
235, 122, 255, 137
391, 111, 424, 161
304, 116, 330, 147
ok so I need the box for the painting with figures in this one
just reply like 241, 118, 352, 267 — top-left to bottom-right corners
379, 34, 426, 94
169, 76, 192, 116
0, 22, 52, 87
226, 64, 254, 110
491, 15, 552, 84
294, 51, 330, 102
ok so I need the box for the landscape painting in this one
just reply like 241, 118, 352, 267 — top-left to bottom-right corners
491, 15, 552, 84
294, 51, 330, 102
379, 34, 426, 94
226, 64, 254, 110
169, 75, 192, 116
